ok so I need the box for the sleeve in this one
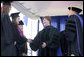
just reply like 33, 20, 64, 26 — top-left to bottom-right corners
30, 32, 42, 51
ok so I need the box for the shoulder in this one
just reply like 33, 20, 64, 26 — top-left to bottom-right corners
68, 15, 80, 20
69, 15, 78, 18
50, 27, 58, 31
49, 27, 59, 35
66, 15, 76, 23
68, 15, 81, 23
36, 30, 43, 36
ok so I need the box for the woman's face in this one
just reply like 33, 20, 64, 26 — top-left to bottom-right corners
16, 17, 20, 24
43, 18, 50, 26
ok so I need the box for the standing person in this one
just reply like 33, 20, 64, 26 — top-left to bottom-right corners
28, 16, 60, 56
1, 1, 28, 55
1, 1, 18, 56
10, 12, 28, 56
65, 7, 83, 56
18, 20, 27, 56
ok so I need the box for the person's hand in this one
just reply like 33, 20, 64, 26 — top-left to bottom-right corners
14, 41, 16, 45
42, 42, 46, 48
27, 39, 32, 43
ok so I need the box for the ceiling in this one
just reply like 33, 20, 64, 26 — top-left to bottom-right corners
11, 1, 83, 17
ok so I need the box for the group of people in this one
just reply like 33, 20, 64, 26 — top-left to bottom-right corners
1, 1, 83, 56
1, 1, 28, 56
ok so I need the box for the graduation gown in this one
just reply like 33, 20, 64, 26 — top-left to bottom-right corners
11, 23, 27, 56
30, 26, 60, 56
65, 15, 83, 56
1, 13, 17, 56
1, 13, 27, 56
16, 27, 27, 56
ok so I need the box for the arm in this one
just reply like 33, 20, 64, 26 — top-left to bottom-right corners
29, 32, 41, 51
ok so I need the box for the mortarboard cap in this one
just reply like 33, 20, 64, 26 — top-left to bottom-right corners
10, 12, 20, 19
68, 7, 82, 14
18, 20, 24, 25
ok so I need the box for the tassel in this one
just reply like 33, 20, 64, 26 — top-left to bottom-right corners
69, 7, 72, 16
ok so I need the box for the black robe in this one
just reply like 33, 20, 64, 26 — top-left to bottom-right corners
60, 31, 68, 56
18, 42, 27, 55
11, 23, 27, 56
65, 15, 83, 56
30, 26, 60, 56
1, 13, 27, 56
1, 13, 17, 56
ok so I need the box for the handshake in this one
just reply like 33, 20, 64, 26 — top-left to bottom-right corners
27, 38, 47, 48
27, 39, 33, 43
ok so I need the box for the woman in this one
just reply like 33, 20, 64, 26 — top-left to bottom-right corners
10, 12, 28, 56
18, 20, 27, 56
28, 16, 60, 56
